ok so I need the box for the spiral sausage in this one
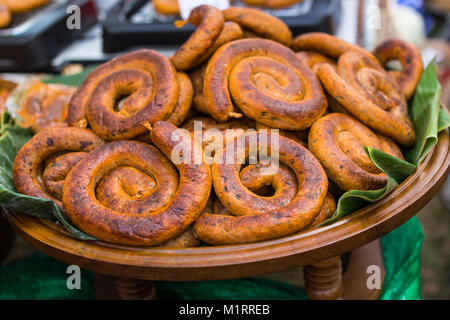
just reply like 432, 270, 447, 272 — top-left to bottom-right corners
62, 121, 212, 246
317, 51, 415, 146
67, 49, 179, 141
12, 126, 104, 212
211, 166, 335, 228
203, 38, 327, 128
17, 81, 76, 133
308, 113, 404, 191
373, 38, 423, 100
171, 5, 225, 71
223, 6, 292, 46
194, 131, 328, 245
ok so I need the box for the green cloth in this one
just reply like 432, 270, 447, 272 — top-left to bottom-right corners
0, 216, 423, 300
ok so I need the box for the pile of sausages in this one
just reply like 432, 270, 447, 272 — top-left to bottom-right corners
12, 5, 423, 247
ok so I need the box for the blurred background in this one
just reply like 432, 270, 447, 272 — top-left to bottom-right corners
0, 0, 449, 299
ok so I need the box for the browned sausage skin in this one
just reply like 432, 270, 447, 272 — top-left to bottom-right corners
171, 5, 225, 71
203, 38, 327, 128
223, 6, 292, 46
165, 72, 194, 126
67, 49, 179, 141
316, 51, 415, 146
194, 131, 328, 245
292, 32, 373, 59
296, 51, 336, 75
62, 121, 212, 246
373, 38, 423, 100
308, 113, 404, 191
12, 126, 104, 212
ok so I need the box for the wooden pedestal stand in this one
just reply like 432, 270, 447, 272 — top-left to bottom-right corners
3, 130, 450, 300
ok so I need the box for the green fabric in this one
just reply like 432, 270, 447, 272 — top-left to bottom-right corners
0, 252, 94, 300
380, 217, 424, 300
0, 216, 423, 300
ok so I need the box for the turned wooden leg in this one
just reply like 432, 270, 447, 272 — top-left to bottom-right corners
304, 256, 343, 300
114, 277, 157, 300
93, 273, 157, 300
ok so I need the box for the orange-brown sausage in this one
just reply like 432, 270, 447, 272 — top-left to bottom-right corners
373, 38, 423, 100
171, 5, 225, 71
306, 193, 336, 228
153, 0, 179, 15
243, 0, 301, 8
0, 5, 10, 28
181, 116, 253, 163
67, 49, 179, 140
62, 121, 212, 246
0, 0, 48, 13
296, 51, 336, 75
223, 6, 292, 46
308, 113, 404, 191
17, 81, 76, 133
192, 21, 244, 68
316, 51, 415, 146
255, 122, 308, 147
292, 32, 373, 59
203, 38, 327, 128
12, 126, 104, 212
188, 63, 209, 114
194, 131, 328, 245
165, 72, 194, 126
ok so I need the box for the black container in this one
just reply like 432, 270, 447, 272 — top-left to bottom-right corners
103, 0, 341, 53
0, 0, 98, 72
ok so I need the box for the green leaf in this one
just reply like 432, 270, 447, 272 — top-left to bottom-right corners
320, 148, 417, 225
438, 108, 450, 132
0, 117, 96, 240
405, 63, 442, 164
322, 61, 450, 225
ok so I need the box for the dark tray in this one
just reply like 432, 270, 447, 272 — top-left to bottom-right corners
102, 0, 341, 53
0, 0, 98, 72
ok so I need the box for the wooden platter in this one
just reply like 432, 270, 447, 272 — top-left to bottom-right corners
3, 129, 450, 282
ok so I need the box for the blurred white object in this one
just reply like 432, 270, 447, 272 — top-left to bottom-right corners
336, 0, 359, 44
376, 0, 426, 48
